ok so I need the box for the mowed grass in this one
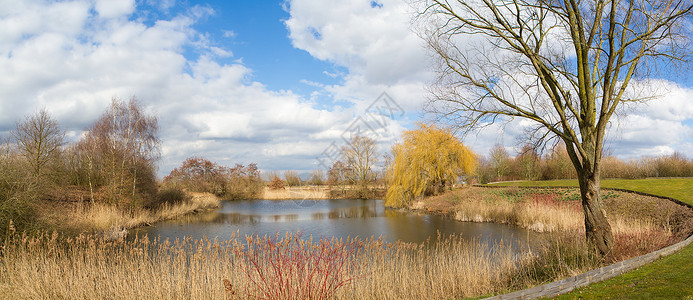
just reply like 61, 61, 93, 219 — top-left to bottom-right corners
488, 178, 693, 299
490, 178, 693, 205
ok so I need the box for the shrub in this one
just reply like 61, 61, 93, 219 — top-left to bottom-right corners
268, 176, 285, 190
233, 233, 360, 300
143, 187, 191, 209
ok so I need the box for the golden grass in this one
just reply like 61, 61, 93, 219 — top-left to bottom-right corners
66, 192, 221, 240
0, 231, 544, 299
262, 186, 329, 200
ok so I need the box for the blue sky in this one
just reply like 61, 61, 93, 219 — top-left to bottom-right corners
172, 1, 343, 98
1, 0, 692, 177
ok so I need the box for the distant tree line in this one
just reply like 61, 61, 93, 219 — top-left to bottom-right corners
162, 157, 263, 200
476, 144, 693, 184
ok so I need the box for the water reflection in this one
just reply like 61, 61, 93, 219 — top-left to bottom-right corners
130, 199, 535, 249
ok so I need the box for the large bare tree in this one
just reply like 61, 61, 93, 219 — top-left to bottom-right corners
418, 0, 692, 255
12, 109, 65, 184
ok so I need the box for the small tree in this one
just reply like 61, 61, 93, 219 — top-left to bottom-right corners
386, 123, 476, 207
515, 145, 541, 180
12, 109, 65, 185
163, 157, 227, 194
268, 176, 286, 190
327, 161, 349, 197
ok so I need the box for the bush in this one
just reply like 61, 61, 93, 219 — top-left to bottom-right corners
163, 158, 263, 200
144, 187, 191, 209
0, 197, 42, 239
233, 232, 360, 299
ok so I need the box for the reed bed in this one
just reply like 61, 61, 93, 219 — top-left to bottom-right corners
0, 230, 560, 300
65, 192, 221, 240
262, 187, 329, 200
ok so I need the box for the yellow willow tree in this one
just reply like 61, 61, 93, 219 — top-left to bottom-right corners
386, 123, 476, 208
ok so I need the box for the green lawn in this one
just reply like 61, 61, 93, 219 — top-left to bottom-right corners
490, 178, 693, 205
489, 178, 693, 299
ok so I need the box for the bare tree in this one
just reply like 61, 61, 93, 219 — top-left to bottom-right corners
283, 170, 302, 187
12, 109, 65, 184
516, 145, 540, 180
342, 136, 378, 195
419, 0, 692, 255
80, 97, 159, 206
489, 144, 510, 180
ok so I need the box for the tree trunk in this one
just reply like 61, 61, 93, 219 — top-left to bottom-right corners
577, 168, 613, 256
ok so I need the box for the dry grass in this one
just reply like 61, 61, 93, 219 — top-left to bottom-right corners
65, 192, 220, 240
262, 186, 329, 200
418, 187, 692, 264
0, 231, 542, 300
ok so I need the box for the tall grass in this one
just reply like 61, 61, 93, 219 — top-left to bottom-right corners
0, 231, 568, 299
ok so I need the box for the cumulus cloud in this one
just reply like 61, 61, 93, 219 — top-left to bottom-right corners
285, 0, 432, 111
1, 0, 691, 179
284, 0, 693, 160
0, 0, 358, 176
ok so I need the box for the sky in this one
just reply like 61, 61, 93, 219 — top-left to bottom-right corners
1, 0, 692, 177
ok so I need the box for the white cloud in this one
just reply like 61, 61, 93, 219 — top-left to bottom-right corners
0, 0, 356, 176
95, 0, 135, 19
285, 0, 432, 111
1, 0, 691, 178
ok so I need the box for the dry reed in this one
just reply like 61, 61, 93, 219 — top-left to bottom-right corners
66, 192, 220, 240
0, 231, 541, 299
262, 186, 329, 200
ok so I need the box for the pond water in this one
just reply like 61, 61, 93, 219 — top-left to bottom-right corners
130, 199, 535, 248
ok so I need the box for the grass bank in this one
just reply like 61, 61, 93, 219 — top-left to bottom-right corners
484, 178, 693, 299
489, 178, 693, 205
415, 187, 693, 264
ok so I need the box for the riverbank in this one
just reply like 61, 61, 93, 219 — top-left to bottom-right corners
36, 191, 221, 240
411, 186, 693, 262
261, 185, 386, 200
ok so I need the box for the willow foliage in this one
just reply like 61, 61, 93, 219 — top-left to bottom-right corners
385, 123, 476, 207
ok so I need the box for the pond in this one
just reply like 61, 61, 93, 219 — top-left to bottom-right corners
130, 199, 535, 249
